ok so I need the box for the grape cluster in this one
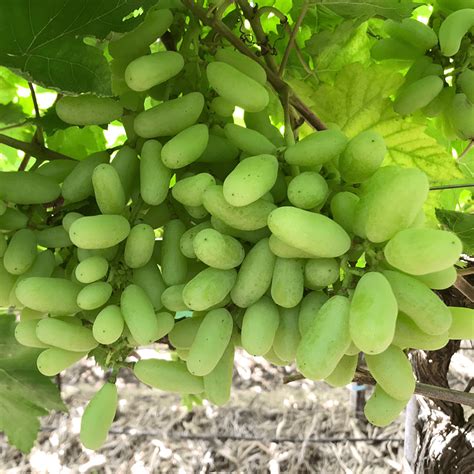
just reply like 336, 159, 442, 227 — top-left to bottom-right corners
371, 4, 474, 140
0, 6, 472, 451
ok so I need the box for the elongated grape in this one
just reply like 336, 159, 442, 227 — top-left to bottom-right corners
269, 235, 316, 258
211, 96, 234, 117
76, 246, 118, 262
56, 95, 122, 126
268, 207, 351, 258
3, 229, 37, 275
325, 354, 358, 388
124, 224, 155, 269
69, 215, 130, 249
285, 130, 348, 167
204, 342, 234, 405
244, 109, 285, 147
0, 208, 28, 231
111, 146, 139, 197
20, 308, 45, 321
296, 296, 351, 380
304, 258, 340, 289
231, 238, 276, 308
92, 305, 124, 344
161, 284, 187, 311
287, 172, 328, 210
350, 272, 398, 354
394, 75, 444, 115
80, 382, 118, 450
215, 48, 267, 85
241, 296, 280, 356
62, 212, 83, 233
172, 173, 216, 207
155, 312, 175, 339
161, 219, 188, 286
438, 9, 474, 56
179, 221, 212, 259
371, 38, 424, 61
77, 282, 112, 310
0, 234, 6, 258
447, 93, 474, 140
36, 318, 98, 352
169, 316, 203, 349
143, 202, 172, 229
134, 359, 204, 393
0, 171, 60, 205
273, 306, 300, 362
364, 385, 408, 427
415, 266, 457, 290
448, 306, 474, 340
207, 62, 269, 112
92, 164, 126, 215
36, 226, 72, 248
183, 268, 237, 311
121, 284, 160, 345
0, 260, 15, 307
298, 291, 328, 336
224, 124, 276, 156
193, 228, 244, 270
37, 347, 87, 376
458, 69, 474, 103
75, 256, 108, 284
271, 258, 304, 308
15, 320, 49, 348
132, 259, 166, 308
187, 308, 233, 376
36, 159, 77, 183
134, 92, 204, 138
264, 346, 287, 366
393, 312, 449, 350
211, 216, 270, 243
197, 133, 240, 163
366, 345, 415, 400
384, 19, 438, 50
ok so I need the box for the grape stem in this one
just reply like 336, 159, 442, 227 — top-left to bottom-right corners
284, 369, 474, 408
458, 139, 474, 161
429, 183, 474, 190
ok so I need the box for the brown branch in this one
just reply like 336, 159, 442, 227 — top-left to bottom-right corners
457, 266, 474, 277
453, 276, 474, 302
284, 368, 474, 408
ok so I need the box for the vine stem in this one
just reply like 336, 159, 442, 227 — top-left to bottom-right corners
458, 139, 474, 161
430, 183, 474, 190
284, 369, 474, 408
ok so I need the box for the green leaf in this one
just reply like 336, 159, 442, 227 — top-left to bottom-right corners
0, 0, 157, 96
435, 209, 474, 254
0, 314, 66, 453
0, 103, 27, 127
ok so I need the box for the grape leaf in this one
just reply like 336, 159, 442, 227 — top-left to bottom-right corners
0, 103, 27, 126
0, 314, 66, 453
435, 209, 474, 254
0, 0, 157, 96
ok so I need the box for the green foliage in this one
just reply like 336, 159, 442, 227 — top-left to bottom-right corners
436, 209, 474, 254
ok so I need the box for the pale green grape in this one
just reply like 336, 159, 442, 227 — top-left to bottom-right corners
204, 342, 234, 405
37, 348, 87, 376
298, 291, 328, 336
172, 173, 216, 207
77, 282, 112, 310
75, 256, 108, 284
304, 258, 340, 289
287, 172, 328, 210
273, 306, 300, 362
124, 223, 155, 269
161, 219, 188, 286
364, 385, 408, 427
3, 229, 37, 275
271, 258, 304, 308
92, 164, 126, 215
92, 305, 124, 345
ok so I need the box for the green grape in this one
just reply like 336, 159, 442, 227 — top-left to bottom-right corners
75, 256, 108, 284
268, 206, 351, 258
20, 307, 45, 321
124, 223, 155, 269
384, 228, 462, 275
161, 284, 188, 311
62, 152, 109, 203
202, 185, 276, 231
36, 318, 98, 352
161, 219, 188, 286
155, 312, 175, 339
394, 75, 444, 115
438, 9, 474, 56
56, 95, 122, 126
365, 345, 415, 401
0, 208, 28, 231
179, 221, 212, 258
62, 212, 83, 233
211, 216, 270, 243
0, 234, 6, 258
392, 312, 449, 350
349, 272, 398, 354
15, 320, 49, 348
231, 238, 276, 308
0, 201, 5, 216
121, 284, 160, 345
69, 215, 131, 249
108, 8, 173, 61
273, 306, 300, 362
448, 306, 474, 340
143, 202, 172, 229
92, 305, 124, 345
76, 246, 118, 262
204, 342, 235, 405
193, 228, 244, 269
415, 266, 457, 290
325, 354, 358, 388
271, 258, 304, 308
3, 229, 37, 275
383, 270, 452, 335
206, 62, 269, 112
92, 164, 126, 215
287, 172, 328, 210
241, 296, 280, 356
16, 277, 81, 314
215, 47, 267, 85
77, 282, 112, 310
268, 235, 317, 258
298, 291, 328, 336
384, 19, 438, 50
36, 226, 72, 248
371, 38, 424, 61
210, 97, 234, 117
134, 92, 204, 138
224, 124, 276, 156
353, 166, 429, 243
244, 109, 285, 147
169, 316, 204, 349
111, 146, 139, 198
182, 267, 237, 311
125, 51, 184, 91
447, 93, 474, 139
176, 348, 189, 360
0, 171, 60, 205
364, 385, 408, 427
458, 69, 474, 102
197, 134, 240, 163
37, 347, 87, 376
35, 159, 77, 183
271, 170, 288, 203
187, 308, 233, 376
339, 130, 387, 183
264, 346, 287, 366
404, 57, 443, 86
80, 382, 118, 450
345, 341, 360, 356
438, 0, 474, 11
172, 173, 216, 208
284, 130, 348, 167
184, 204, 208, 220
304, 258, 340, 289
223, 154, 278, 207
134, 359, 204, 393
296, 296, 351, 380
330, 192, 359, 234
